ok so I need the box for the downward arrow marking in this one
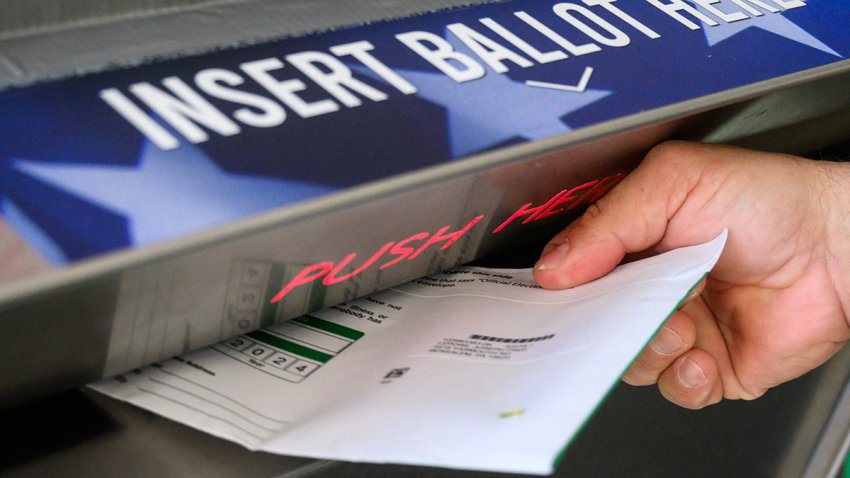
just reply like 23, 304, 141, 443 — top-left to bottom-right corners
525, 67, 595, 93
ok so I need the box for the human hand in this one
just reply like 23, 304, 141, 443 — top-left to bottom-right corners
533, 141, 850, 409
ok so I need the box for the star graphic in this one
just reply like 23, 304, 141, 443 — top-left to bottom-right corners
392, 67, 611, 158
686, 0, 840, 56
355, 26, 610, 159
11, 141, 334, 247
1, 198, 69, 264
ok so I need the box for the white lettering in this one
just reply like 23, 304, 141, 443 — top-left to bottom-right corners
646, 0, 719, 30
447, 22, 534, 73
329, 40, 418, 94
99, 88, 180, 150
479, 17, 568, 64
286, 51, 388, 107
195, 68, 286, 128
396, 31, 486, 83
582, 0, 661, 39
692, 0, 749, 22
130, 78, 240, 144
553, 3, 631, 47
514, 11, 598, 57
240, 58, 338, 118
771, 0, 805, 9
729, 0, 779, 16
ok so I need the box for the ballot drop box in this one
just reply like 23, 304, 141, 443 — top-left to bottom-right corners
2, 1, 850, 477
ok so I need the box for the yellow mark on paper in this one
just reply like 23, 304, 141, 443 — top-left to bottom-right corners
500, 408, 526, 419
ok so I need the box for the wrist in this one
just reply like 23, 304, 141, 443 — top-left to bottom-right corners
813, 159, 850, 325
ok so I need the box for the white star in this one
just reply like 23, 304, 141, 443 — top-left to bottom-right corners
687, 0, 840, 56
395, 67, 611, 158
12, 142, 333, 247
355, 26, 610, 159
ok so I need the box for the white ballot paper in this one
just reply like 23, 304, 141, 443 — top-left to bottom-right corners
92, 232, 726, 475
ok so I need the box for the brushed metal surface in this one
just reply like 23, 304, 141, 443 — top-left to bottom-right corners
0, 0, 496, 89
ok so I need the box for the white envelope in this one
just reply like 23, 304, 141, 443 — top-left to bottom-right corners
92, 231, 726, 475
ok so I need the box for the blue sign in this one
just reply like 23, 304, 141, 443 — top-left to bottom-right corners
1, 0, 847, 263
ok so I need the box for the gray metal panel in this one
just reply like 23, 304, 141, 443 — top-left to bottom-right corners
0, 0, 496, 88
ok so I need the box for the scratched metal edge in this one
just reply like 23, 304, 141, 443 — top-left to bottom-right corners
0, 0, 498, 90
800, 368, 850, 478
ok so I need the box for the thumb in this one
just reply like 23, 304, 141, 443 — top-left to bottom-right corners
532, 142, 699, 289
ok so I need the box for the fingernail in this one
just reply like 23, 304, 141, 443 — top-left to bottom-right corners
685, 282, 704, 303
678, 358, 707, 389
650, 327, 685, 355
535, 240, 570, 271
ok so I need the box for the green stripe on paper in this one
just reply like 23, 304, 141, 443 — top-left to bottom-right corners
295, 315, 365, 341
247, 330, 332, 363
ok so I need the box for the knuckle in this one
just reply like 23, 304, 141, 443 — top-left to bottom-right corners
579, 202, 606, 224
644, 140, 697, 169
